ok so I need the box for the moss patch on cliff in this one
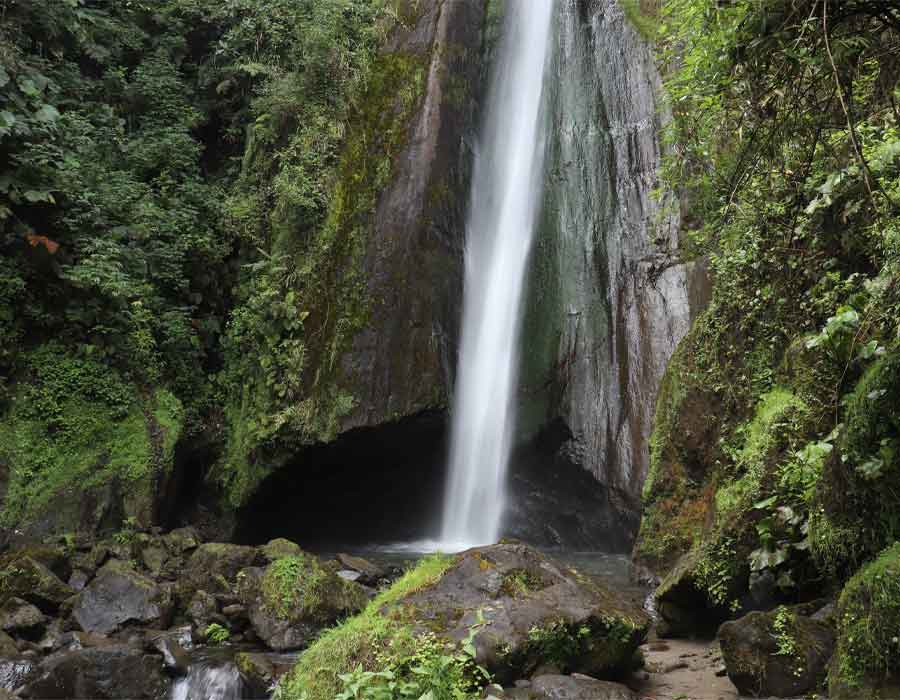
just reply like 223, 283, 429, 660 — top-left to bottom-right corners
217, 5, 431, 506
0, 344, 183, 531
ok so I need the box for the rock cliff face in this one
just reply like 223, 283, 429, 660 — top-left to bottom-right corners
336, 0, 489, 430
519, 0, 708, 537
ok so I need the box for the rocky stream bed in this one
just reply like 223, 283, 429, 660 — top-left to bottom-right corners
0, 527, 847, 700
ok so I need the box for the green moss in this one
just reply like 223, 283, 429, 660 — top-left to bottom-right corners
816, 348, 900, 564
622, 0, 660, 41
716, 388, 807, 521
499, 568, 546, 598
217, 21, 431, 507
259, 554, 365, 624
496, 615, 644, 679
279, 554, 453, 700
0, 345, 183, 530
831, 542, 900, 692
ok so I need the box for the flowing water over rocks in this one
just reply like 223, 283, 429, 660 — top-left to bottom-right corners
170, 658, 244, 700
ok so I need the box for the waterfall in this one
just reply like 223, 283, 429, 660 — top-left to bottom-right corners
441, 1, 555, 548
170, 660, 243, 700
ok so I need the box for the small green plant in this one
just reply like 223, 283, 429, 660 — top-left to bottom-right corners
333, 618, 490, 700
772, 607, 797, 658
205, 623, 230, 645
113, 517, 139, 545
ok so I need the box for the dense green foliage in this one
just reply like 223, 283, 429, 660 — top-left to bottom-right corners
0, 344, 182, 527
216, 2, 430, 504
0, 0, 241, 412
634, 0, 900, 689
0, 0, 423, 529
831, 542, 900, 691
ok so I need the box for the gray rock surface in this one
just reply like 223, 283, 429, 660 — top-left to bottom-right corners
508, 674, 637, 700
182, 543, 258, 596
0, 599, 45, 638
336, 0, 486, 430
73, 560, 169, 635
22, 645, 170, 699
397, 544, 650, 684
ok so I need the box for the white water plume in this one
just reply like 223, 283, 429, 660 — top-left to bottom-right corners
441, 2, 555, 549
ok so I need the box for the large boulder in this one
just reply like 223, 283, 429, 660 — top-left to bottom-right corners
506, 675, 637, 700
238, 553, 367, 651
0, 598, 45, 640
398, 544, 650, 684
336, 553, 385, 585
72, 560, 171, 635
0, 556, 74, 613
260, 539, 303, 563
719, 606, 834, 697
22, 645, 170, 699
182, 543, 258, 597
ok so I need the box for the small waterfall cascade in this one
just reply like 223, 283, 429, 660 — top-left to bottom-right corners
170, 660, 244, 700
440, 1, 555, 548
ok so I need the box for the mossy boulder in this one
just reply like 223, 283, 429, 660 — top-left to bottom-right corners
259, 538, 303, 563
0, 555, 74, 613
0, 597, 46, 639
72, 560, 171, 635
180, 543, 259, 599
0, 348, 184, 537
237, 552, 367, 651
389, 545, 648, 684
828, 543, 900, 698
161, 527, 200, 556
719, 605, 834, 697
280, 546, 648, 700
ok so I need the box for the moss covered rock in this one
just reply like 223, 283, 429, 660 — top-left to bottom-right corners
181, 543, 259, 599
259, 538, 303, 563
73, 559, 171, 635
634, 331, 724, 574
0, 555, 73, 613
828, 543, 900, 698
719, 605, 834, 697
0, 347, 184, 537
279, 544, 649, 700
237, 552, 367, 651
398, 545, 649, 683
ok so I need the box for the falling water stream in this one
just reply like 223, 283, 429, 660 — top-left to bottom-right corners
440, 1, 555, 549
